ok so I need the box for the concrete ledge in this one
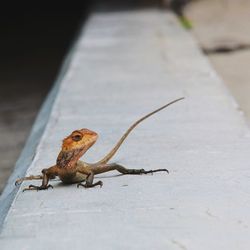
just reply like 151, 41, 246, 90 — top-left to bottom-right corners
1, 9, 250, 250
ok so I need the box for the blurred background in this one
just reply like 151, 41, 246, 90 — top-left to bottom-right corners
0, 0, 249, 193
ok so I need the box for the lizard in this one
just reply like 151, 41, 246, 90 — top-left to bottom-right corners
15, 97, 184, 191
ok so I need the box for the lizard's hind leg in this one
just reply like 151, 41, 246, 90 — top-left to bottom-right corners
15, 175, 43, 186
94, 163, 169, 175
15, 174, 57, 186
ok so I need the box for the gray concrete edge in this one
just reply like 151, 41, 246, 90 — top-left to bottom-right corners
0, 17, 87, 230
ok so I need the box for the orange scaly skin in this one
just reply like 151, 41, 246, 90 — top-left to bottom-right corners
16, 98, 184, 191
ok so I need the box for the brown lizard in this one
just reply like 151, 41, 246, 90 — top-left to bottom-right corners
15, 97, 184, 191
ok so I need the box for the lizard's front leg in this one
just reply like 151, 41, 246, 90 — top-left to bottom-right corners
22, 166, 59, 192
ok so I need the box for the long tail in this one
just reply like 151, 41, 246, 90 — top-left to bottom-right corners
95, 97, 184, 165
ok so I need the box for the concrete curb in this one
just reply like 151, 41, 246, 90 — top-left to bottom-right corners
1, 9, 250, 250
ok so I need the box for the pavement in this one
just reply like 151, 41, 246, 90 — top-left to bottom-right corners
186, 0, 250, 120
1, 9, 250, 250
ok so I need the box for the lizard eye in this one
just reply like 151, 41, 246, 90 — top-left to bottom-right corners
72, 134, 82, 142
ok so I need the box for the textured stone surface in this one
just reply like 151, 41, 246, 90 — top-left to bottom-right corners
1, 9, 250, 250
186, 0, 250, 121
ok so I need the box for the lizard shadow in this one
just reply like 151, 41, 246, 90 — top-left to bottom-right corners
95, 174, 123, 179
54, 174, 124, 188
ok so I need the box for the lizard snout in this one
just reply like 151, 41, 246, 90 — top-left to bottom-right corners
79, 129, 98, 142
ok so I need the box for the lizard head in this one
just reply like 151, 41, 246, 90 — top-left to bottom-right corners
62, 129, 98, 151
57, 129, 98, 168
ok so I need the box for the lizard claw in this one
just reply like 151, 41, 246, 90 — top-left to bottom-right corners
77, 181, 103, 188
77, 182, 84, 188
15, 178, 22, 186
142, 168, 169, 174
162, 169, 169, 174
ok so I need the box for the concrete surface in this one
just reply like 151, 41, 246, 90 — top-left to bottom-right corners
1, 9, 250, 250
186, 0, 250, 121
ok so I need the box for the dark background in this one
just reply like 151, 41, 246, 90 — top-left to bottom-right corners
0, 3, 90, 114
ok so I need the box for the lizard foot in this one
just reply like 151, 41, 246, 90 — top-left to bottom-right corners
77, 181, 103, 189
141, 168, 169, 174
15, 178, 23, 186
22, 184, 53, 192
